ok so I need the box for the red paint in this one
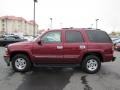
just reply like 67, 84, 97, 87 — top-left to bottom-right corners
4, 28, 114, 65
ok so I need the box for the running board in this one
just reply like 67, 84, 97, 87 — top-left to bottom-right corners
34, 63, 80, 68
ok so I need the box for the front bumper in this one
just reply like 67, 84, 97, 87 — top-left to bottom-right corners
4, 55, 10, 66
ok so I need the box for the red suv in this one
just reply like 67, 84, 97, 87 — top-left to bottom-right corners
4, 28, 115, 74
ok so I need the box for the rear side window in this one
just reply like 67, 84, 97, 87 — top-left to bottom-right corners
65, 31, 84, 43
86, 30, 112, 43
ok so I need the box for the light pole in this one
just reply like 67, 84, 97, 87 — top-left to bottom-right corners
60, 22, 63, 28
33, 0, 37, 37
5, 17, 8, 34
91, 24, 93, 28
50, 18, 53, 29
96, 19, 99, 30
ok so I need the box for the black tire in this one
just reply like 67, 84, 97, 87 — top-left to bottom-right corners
81, 55, 101, 74
11, 54, 31, 72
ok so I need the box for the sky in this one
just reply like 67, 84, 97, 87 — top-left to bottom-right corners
0, 0, 120, 33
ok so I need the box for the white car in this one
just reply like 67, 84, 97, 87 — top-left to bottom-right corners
23, 36, 34, 41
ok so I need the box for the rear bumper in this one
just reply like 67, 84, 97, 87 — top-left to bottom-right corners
4, 55, 10, 66
103, 54, 116, 62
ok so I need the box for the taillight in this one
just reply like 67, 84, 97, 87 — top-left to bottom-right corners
5, 48, 9, 55
112, 45, 115, 51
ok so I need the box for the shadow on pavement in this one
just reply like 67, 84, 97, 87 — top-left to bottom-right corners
17, 67, 82, 90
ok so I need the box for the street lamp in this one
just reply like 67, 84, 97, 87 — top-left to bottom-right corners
50, 18, 53, 29
96, 19, 99, 30
91, 24, 93, 28
5, 17, 8, 34
33, 0, 37, 37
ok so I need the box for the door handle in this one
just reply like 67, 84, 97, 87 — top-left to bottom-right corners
57, 46, 63, 49
79, 45, 86, 49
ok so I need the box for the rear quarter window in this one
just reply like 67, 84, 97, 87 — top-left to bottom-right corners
86, 30, 112, 43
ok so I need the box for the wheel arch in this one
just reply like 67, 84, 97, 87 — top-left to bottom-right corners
10, 51, 32, 62
81, 52, 103, 63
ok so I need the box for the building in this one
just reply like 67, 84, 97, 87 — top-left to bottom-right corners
0, 16, 39, 36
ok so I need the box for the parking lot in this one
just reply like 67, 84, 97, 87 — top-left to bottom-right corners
0, 47, 120, 90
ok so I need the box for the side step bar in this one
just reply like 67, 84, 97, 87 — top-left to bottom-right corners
34, 63, 80, 68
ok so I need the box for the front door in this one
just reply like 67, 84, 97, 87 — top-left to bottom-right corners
32, 31, 63, 63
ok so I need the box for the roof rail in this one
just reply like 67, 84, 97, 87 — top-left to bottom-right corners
62, 27, 74, 29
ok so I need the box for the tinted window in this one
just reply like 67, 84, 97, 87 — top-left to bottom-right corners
66, 31, 83, 43
41, 31, 61, 43
87, 30, 112, 43
14, 36, 20, 39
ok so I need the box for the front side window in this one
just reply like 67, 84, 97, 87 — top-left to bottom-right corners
41, 31, 61, 43
65, 31, 84, 43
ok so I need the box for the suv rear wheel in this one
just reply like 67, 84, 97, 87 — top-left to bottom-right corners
82, 55, 101, 74
11, 54, 31, 72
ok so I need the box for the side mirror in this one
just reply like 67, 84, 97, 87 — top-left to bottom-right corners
38, 40, 42, 45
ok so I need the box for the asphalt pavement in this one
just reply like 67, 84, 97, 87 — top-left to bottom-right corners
0, 47, 120, 90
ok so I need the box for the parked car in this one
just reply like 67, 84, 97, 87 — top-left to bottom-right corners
0, 35, 27, 46
23, 36, 34, 41
111, 37, 119, 41
112, 38, 120, 45
4, 28, 115, 74
114, 43, 120, 51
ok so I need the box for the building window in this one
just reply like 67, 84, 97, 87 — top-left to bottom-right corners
2, 23, 4, 27
2, 19, 4, 22
2, 28, 5, 31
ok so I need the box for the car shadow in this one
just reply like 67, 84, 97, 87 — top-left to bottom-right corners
17, 67, 82, 90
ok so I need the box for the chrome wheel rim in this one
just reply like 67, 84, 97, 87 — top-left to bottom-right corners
15, 58, 26, 70
87, 59, 98, 71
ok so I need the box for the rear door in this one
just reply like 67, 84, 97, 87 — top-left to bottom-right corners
63, 30, 86, 63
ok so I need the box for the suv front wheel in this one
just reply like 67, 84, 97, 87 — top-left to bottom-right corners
82, 55, 101, 74
11, 54, 31, 72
